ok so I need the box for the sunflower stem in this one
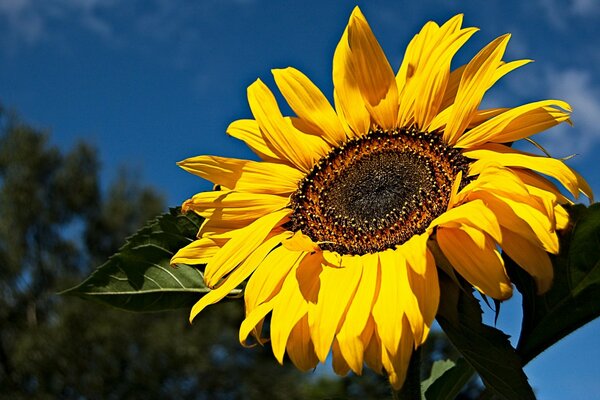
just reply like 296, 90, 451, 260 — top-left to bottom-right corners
392, 346, 422, 400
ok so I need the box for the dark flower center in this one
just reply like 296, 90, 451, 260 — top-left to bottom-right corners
287, 127, 470, 255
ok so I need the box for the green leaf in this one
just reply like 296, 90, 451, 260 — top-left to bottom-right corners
422, 358, 474, 400
507, 203, 600, 363
436, 275, 535, 400
62, 208, 223, 312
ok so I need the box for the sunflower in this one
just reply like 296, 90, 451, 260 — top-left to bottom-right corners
171, 7, 592, 389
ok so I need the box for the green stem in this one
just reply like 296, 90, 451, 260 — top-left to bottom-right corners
392, 346, 422, 400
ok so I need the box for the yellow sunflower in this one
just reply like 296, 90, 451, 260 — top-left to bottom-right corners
171, 7, 592, 389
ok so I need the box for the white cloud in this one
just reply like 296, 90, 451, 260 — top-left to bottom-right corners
536, 0, 600, 30
0, 0, 117, 49
572, 0, 600, 15
536, 69, 600, 158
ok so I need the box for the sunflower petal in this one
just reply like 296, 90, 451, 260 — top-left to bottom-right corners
271, 252, 322, 363
465, 143, 581, 198
204, 208, 290, 288
333, 11, 371, 137
406, 248, 439, 344
456, 100, 571, 148
184, 190, 289, 224
332, 339, 351, 376
437, 226, 513, 299
372, 250, 419, 356
189, 232, 291, 322
308, 254, 363, 362
346, 6, 398, 129
336, 253, 379, 374
444, 34, 511, 144
430, 199, 502, 243
171, 236, 222, 266
226, 119, 282, 163
500, 228, 553, 294
286, 315, 319, 371
244, 245, 305, 313
381, 316, 414, 390
239, 299, 275, 346
273, 67, 346, 146
413, 27, 478, 129
247, 79, 330, 172
178, 155, 304, 194
401, 232, 431, 275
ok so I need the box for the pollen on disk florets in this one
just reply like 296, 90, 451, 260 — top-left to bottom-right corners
287, 127, 471, 255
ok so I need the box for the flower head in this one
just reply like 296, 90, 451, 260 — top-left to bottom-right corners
172, 7, 592, 389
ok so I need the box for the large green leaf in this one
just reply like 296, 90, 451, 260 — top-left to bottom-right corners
436, 276, 535, 400
422, 358, 474, 400
62, 208, 221, 312
507, 203, 600, 363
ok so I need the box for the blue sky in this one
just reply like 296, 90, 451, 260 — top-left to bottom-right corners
1, 0, 599, 398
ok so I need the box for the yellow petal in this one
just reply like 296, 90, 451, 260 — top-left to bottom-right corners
429, 199, 502, 244
178, 155, 303, 195
413, 27, 477, 129
401, 232, 432, 275
554, 204, 569, 230
244, 245, 305, 313
332, 339, 351, 376
282, 230, 320, 252
346, 6, 398, 129
239, 299, 275, 346
272, 67, 346, 146
465, 143, 581, 198
189, 232, 290, 322
363, 318, 383, 373
380, 316, 414, 390
574, 168, 594, 202
308, 254, 363, 362
226, 119, 282, 163
332, 11, 371, 137
372, 250, 420, 355
396, 20, 440, 126
467, 190, 558, 254
336, 253, 379, 374
204, 208, 290, 287
444, 34, 511, 144
406, 249, 439, 344
171, 236, 222, 266
437, 226, 513, 300
514, 169, 570, 204
440, 64, 466, 111
455, 100, 571, 148
270, 252, 322, 363
443, 59, 531, 111
184, 190, 289, 224
286, 315, 319, 371
247, 79, 330, 172
500, 228, 553, 294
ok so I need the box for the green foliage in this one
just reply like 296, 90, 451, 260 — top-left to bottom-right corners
436, 276, 535, 400
63, 209, 219, 312
508, 203, 600, 363
422, 359, 474, 400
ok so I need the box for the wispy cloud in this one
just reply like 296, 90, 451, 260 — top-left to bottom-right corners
536, 69, 600, 159
572, 0, 600, 15
0, 0, 118, 50
536, 0, 600, 30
